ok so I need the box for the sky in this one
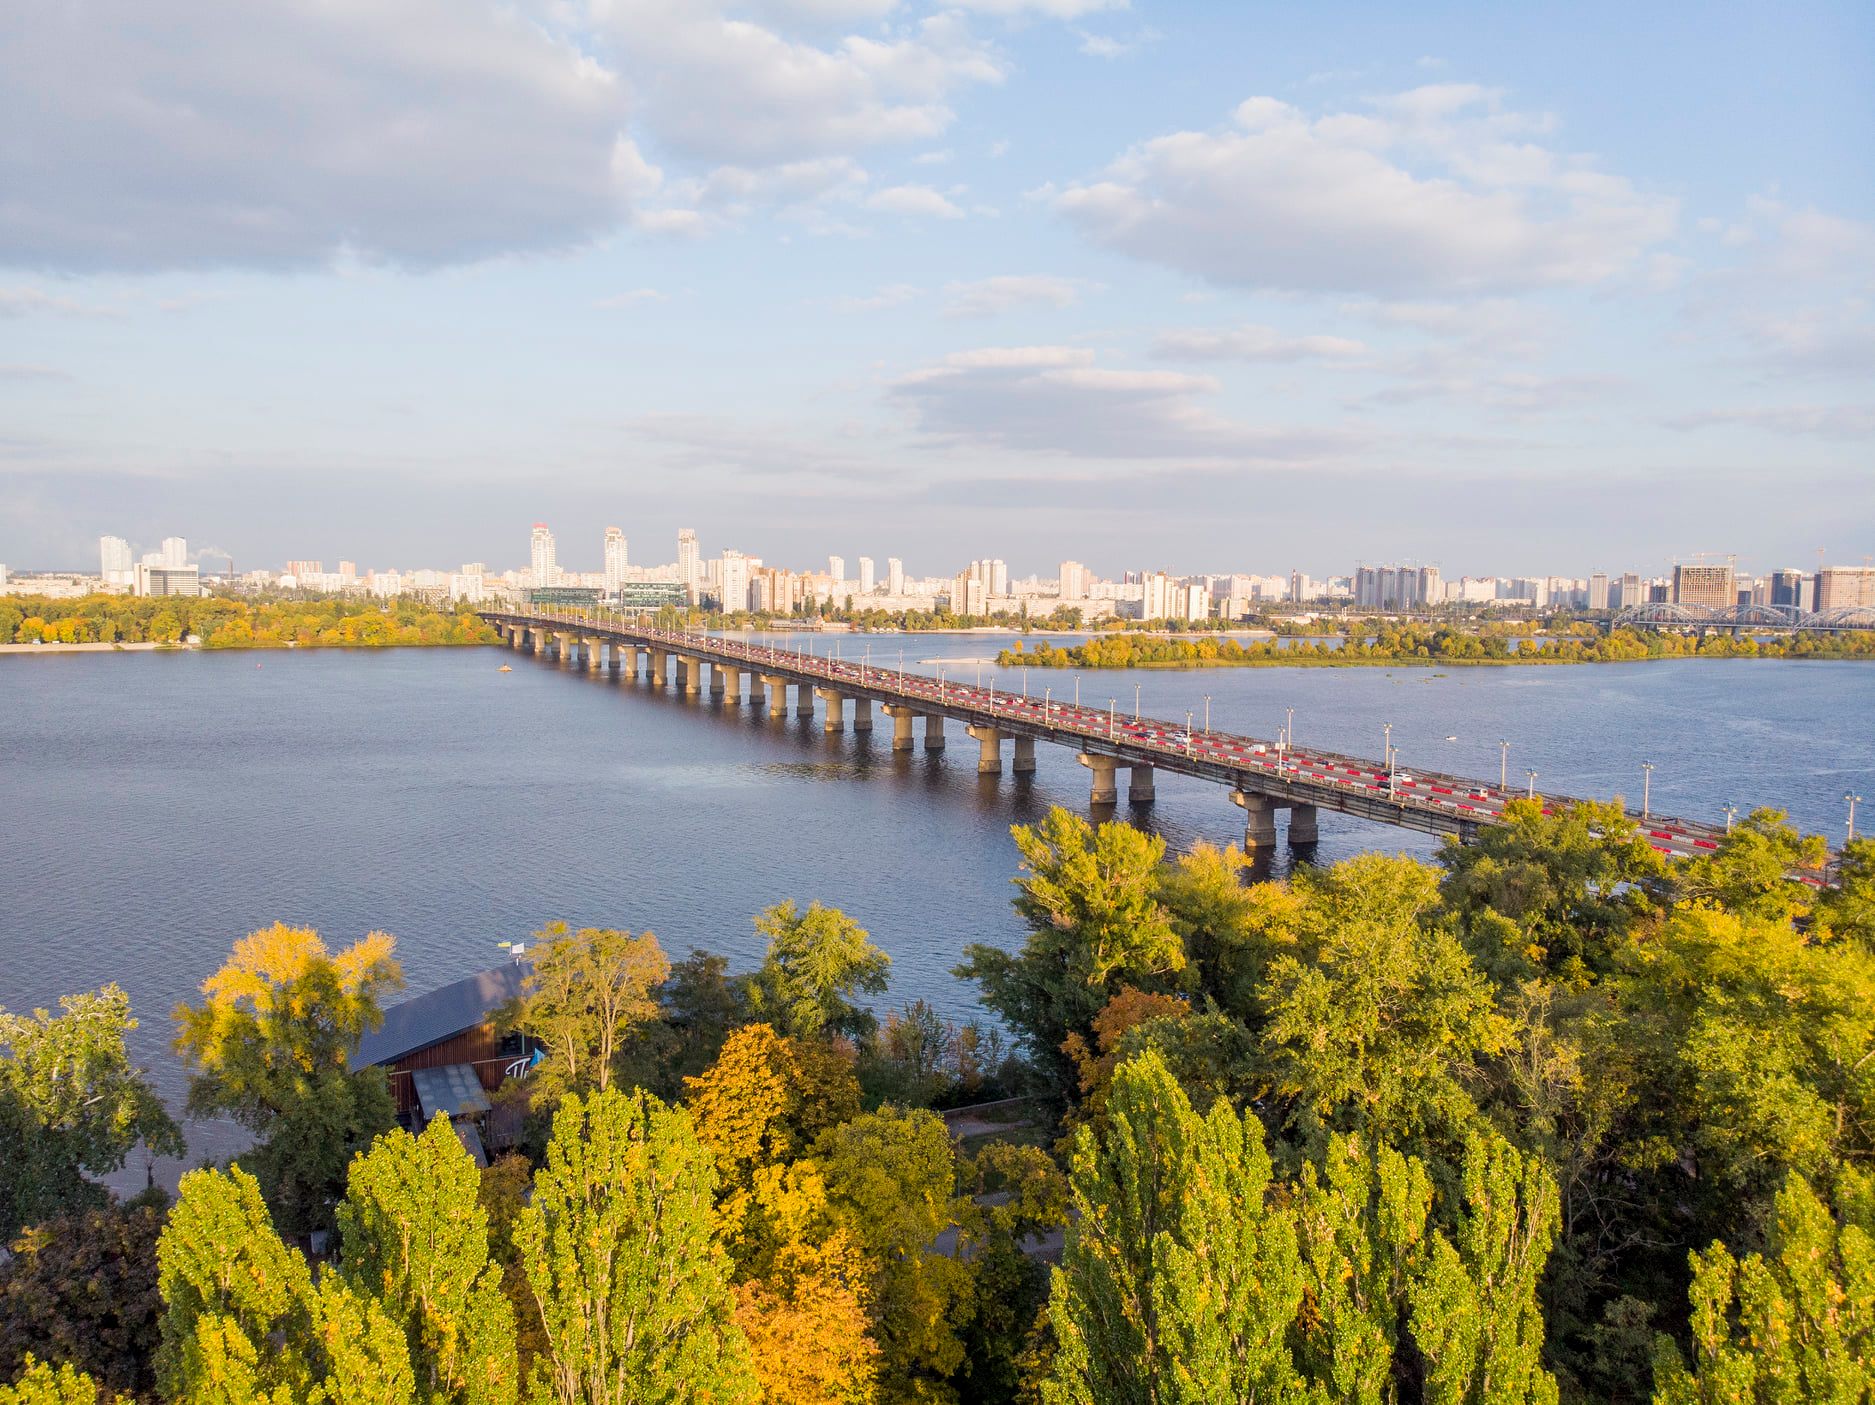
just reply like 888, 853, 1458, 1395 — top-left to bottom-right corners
2, 0, 1871, 580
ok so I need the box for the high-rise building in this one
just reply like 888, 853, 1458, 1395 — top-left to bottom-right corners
886, 557, 904, 595
1672, 561, 1735, 609
160, 536, 188, 568
339, 561, 357, 585
530, 524, 557, 587
828, 555, 846, 584
1815, 566, 1875, 610
603, 527, 629, 592
99, 535, 132, 586
718, 550, 750, 613
285, 560, 323, 580
990, 559, 1008, 596
1059, 560, 1088, 599
677, 528, 700, 590
1769, 569, 1806, 609
858, 557, 875, 594
1587, 573, 1610, 610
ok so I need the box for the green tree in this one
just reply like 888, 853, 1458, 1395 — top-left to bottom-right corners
958, 810, 1185, 1086
505, 923, 670, 1106
0, 1357, 103, 1405
173, 923, 403, 1237
743, 902, 890, 1041
156, 1164, 416, 1405
1652, 1169, 1873, 1405
1815, 837, 1875, 950
0, 1200, 165, 1400
517, 1087, 757, 1405
337, 1116, 518, 1405
656, 950, 748, 1093
1257, 854, 1509, 1165
0, 986, 182, 1240
1672, 809, 1830, 925
810, 1107, 977, 1404
1437, 799, 1668, 980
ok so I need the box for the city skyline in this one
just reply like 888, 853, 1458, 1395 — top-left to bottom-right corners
2, 3, 1870, 569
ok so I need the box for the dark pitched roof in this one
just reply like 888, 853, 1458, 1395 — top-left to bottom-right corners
351, 961, 530, 1071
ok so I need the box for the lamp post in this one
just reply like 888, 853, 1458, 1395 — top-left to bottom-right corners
1525, 768, 1539, 799
1022, 668, 1029, 699
1135, 683, 1143, 722
1641, 761, 1655, 819
1849, 792, 1864, 844
1074, 676, 1081, 708
862, 643, 870, 683
1203, 694, 1212, 735
1722, 803, 1738, 834
1383, 721, 1393, 772
1108, 699, 1116, 740
1044, 686, 1052, 724
1499, 739, 1510, 792
1186, 711, 1194, 757
1286, 706, 1295, 749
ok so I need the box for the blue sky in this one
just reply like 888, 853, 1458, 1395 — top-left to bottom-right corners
2, 0, 1870, 579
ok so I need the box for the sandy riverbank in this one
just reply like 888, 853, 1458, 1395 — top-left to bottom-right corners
0, 641, 189, 654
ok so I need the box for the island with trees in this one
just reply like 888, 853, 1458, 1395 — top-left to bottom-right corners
998, 623, 1875, 669
0, 594, 499, 649
3, 804, 1872, 1403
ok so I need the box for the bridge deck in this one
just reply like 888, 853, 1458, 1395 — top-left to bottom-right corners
484, 609, 1836, 883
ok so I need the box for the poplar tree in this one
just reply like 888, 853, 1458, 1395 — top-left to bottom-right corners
516, 1087, 757, 1405
1652, 1168, 1874, 1405
337, 1116, 518, 1405
0, 1357, 102, 1405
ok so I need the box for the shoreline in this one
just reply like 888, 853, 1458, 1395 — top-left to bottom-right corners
999, 651, 1875, 671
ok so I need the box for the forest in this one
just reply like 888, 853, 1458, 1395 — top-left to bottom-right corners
0, 594, 499, 648
2, 804, 1871, 1403
1000, 623, 1875, 668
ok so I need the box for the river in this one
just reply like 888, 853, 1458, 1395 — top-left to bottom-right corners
2, 639, 1871, 1176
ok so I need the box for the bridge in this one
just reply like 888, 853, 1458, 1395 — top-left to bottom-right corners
1615, 601, 1875, 631
481, 608, 1836, 880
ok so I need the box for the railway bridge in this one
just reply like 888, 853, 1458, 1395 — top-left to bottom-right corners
480, 608, 1832, 877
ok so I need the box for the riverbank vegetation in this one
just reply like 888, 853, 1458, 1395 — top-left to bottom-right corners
3, 807, 1872, 1402
1000, 622, 1875, 668
0, 594, 499, 648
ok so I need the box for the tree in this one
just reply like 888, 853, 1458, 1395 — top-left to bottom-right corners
156, 1164, 416, 1405
685, 1024, 860, 1264
809, 1107, 977, 1404
743, 902, 890, 1041
0, 1357, 103, 1405
657, 950, 748, 1093
337, 1116, 518, 1405
1257, 854, 1509, 1165
0, 1200, 165, 1400
1437, 799, 1668, 981
1045, 1049, 1302, 1405
1153, 842, 1298, 1018
173, 923, 402, 1237
733, 1271, 880, 1405
504, 923, 670, 1106
1672, 809, 1830, 925
1815, 836, 1875, 950
1652, 1169, 1873, 1404
0, 986, 182, 1240
516, 1088, 757, 1405
958, 810, 1185, 1086
957, 1145, 1067, 1405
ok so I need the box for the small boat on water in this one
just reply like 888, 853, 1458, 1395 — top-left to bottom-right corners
499, 664, 512, 672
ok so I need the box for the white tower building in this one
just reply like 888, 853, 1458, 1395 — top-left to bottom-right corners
677, 529, 700, 590
603, 527, 628, 591
161, 536, 188, 568
530, 523, 557, 587
99, 535, 133, 586
858, 557, 875, 594
886, 557, 904, 595
828, 555, 846, 584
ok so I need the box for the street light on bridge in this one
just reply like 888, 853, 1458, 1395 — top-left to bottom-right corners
1186, 711, 1194, 757
1383, 721, 1393, 771
1108, 699, 1116, 740
1641, 761, 1656, 819
1850, 792, 1864, 844
1525, 768, 1539, 798
1722, 803, 1738, 834
1499, 740, 1510, 792
1203, 694, 1211, 735
1134, 683, 1142, 722
1044, 685, 1052, 724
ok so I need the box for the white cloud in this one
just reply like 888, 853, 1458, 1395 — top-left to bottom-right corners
891, 344, 1355, 461
1055, 86, 1676, 294
0, 287, 117, 318
0, 0, 635, 271
836, 283, 923, 311
1152, 324, 1367, 362
1666, 404, 1875, 439
594, 288, 667, 307
942, 274, 1089, 316
866, 184, 966, 219
947, 0, 1125, 16
600, 3, 1004, 168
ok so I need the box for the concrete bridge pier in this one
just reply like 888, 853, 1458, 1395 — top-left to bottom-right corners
1077, 753, 1119, 806
967, 725, 1003, 774
1288, 804, 1320, 847
1012, 737, 1037, 775
816, 688, 846, 732
1231, 790, 1279, 851
709, 663, 727, 698
794, 683, 815, 721
584, 638, 603, 673
715, 663, 738, 701
924, 715, 946, 751
884, 706, 917, 751
1129, 765, 1156, 804
762, 675, 789, 717
852, 698, 873, 733
555, 632, 576, 667
678, 656, 702, 695
646, 650, 666, 684
509, 626, 526, 651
